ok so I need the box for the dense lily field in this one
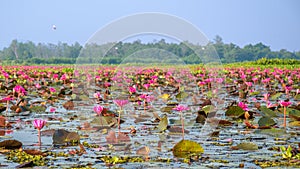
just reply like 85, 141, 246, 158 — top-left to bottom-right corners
0, 64, 300, 168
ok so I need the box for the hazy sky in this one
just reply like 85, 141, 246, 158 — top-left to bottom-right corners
1, 0, 299, 51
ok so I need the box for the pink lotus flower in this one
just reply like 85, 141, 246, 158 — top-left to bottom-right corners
49, 87, 56, 93
1, 96, 13, 101
279, 100, 292, 128
113, 99, 129, 133
263, 93, 270, 101
279, 100, 292, 107
13, 85, 26, 95
173, 104, 189, 140
238, 102, 249, 111
53, 74, 59, 79
143, 84, 150, 90
35, 83, 41, 89
173, 105, 189, 112
93, 92, 101, 99
50, 107, 56, 113
129, 86, 136, 94
241, 74, 247, 79
262, 78, 271, 84
94, 105, 104, 116
113, 100, 129, 109
252, 77, 258, 83
245, 82, 252, 87
33, 119, 46, 146
33, 119, 47, 130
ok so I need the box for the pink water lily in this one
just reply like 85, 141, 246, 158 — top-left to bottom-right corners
13, 85, 26, 96
263, 93, 270, 101
173, 105, 189, 112
238, 102, 249, 111
129, 86, 136, 94
113, 100, 129, 133
50, 107, 56, 113
113, 100, 129, 109
94, 105, 104, 116
33, 119, 47, 130
49, 87, 56, 93
279, 100, 292, 128
173, 105, 189, 139
93, 92, 101, 99
33, 119, 47, 146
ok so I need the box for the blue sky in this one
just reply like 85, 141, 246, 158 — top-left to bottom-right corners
1, 0, 299, 51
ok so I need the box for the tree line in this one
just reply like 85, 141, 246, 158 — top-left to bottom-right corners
0, 36, 299, 65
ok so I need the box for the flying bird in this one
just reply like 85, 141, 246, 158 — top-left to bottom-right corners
52, 25, 56, 30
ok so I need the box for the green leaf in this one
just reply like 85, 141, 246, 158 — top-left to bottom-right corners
258, 116, 276, 127
236, 142, 258, 150
225, 106, 245, 118
176, 92, 188, 100
249, 91, 260, 96
294, 94, 300, 100
259, 106, 278, 117
202, 105, 215, 115
255, 128, 286, 137
173, 140, 204, 158
288, 108, 300, 120
270, 93, 283, 100
157, 115, 168, 132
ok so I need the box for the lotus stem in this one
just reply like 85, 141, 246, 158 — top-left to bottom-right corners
283, 106, 286, 128
180, 111, 185, 140
118, 109, 121, 134
38, 129, 41, 146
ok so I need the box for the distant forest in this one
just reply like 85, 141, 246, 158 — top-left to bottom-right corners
0, 36, 299, 65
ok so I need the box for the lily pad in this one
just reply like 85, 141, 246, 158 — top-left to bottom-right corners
91, 116, 118, 127
259, 106, 278, 117
0, 139, 22, 149
52, 129, 80, 145
236, 142, 258, 150
176, 92, 188, 100
258, 116, 276, 127
157, 115, 168, 132
288, 108, 300, 121
294, 94, 300, 100
225, 106, 245, 118
160, 106, 174, 113
173, 140, 204, 158
289, 121, 300, 127
270, 92, 283, 100
202, 105, 215, 114
255, 128, 286, 137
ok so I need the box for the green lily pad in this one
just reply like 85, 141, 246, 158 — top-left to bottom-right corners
294, 94, 300, 100
288, 108, 300, 121
157, 115, 168, 132
270, 93, 283, 100
202, 105, 215, 114
173, 140, 204, 158
289, 121, 300, 127
259, 106, 278, 117
236, 142, 258, 150
176, 92, 189, 100
91, 116, 118, 127
255, 128, 286, 137
258, 116, 276, 127
249, 91, 260, 96
225, 106, 245, 118
160, 106, 175, 113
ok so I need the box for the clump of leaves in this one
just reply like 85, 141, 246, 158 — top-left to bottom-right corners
173, 140, 204, 158
29, 105, 46, 113
281, 145, 300, 160
100, 155, 144, 165
6, 149, 48, 166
